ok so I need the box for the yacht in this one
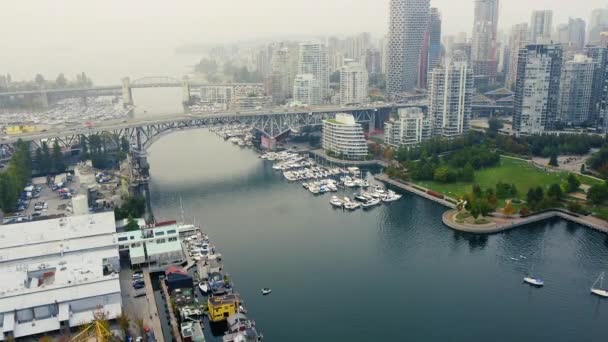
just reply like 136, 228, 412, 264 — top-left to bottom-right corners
330, 196, 344, 208
382, 190, 403, 202
523, 277, 545, 287
343, 198, 361, 211
361, 197, 381, 208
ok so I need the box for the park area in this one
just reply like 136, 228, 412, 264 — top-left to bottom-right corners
415, 156, 602, 200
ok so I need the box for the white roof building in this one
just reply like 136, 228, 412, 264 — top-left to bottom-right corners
322, 113, 368, 160
0, 212, 121, 341
117, 221, 188, 269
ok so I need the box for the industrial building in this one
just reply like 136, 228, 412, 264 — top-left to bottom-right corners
0, 212, 121, 340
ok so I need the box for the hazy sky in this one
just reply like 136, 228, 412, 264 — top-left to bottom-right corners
0, 0, 606, 83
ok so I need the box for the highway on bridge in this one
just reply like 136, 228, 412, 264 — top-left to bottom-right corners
0, 102, 426, 145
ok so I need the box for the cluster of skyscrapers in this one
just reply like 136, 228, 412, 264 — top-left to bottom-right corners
209, 1, 608, 149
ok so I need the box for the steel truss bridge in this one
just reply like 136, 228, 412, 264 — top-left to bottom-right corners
0, 105, 417, 152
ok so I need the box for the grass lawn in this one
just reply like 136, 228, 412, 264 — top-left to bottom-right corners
416, 156, 579, 199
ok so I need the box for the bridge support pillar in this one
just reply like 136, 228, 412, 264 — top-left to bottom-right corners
32, 92, 49, 109
369, 110, 377, 134
122, 77, 133, 108
182, 81, 191, 105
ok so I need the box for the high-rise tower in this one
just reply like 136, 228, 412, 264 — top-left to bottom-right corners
386, 0, 431, 97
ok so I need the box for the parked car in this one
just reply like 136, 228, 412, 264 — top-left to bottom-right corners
132, 280, 145, 289
132, 272, 144, 280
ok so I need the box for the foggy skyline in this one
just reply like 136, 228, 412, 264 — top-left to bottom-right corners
1, 0, 606, 84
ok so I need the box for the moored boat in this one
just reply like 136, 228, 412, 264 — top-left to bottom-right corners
591, 272, 608, 298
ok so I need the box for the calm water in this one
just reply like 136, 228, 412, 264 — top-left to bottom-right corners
146, 129, 608, 342
135, 90, 608, 341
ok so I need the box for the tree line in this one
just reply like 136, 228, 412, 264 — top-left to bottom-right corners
395, 131, 604, 163
34, 140, 66, 175
408, 146, 500, 184
0, 141, 32, 213
81, 134, 130, 169
0, 72, 93, 92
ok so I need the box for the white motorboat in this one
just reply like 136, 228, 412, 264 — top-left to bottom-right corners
591, 272, 608, 298
523, 277, 545, 287
382, 190, 403, 202
261, 288, 272, 295
199, 282, 209, 294
309, 185, 320, 195
330, 196, 344, 208
361, 198, 381, 208
343, 198, 361, 211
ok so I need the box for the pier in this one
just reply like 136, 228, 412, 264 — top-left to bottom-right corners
310, 149, 389, 167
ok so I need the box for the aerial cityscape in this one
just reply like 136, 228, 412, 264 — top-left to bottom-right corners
2, 0, 608, 341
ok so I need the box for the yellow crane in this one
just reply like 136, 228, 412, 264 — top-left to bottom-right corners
69, 310, 121, 342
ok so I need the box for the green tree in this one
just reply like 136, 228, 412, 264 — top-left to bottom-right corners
35, 73, 45, 88
567, 202, 584, 214
52, 140, 65, 173
462, 162, 474, 182
587, 184, 608, 204
125, 215, 140, 231
55, 73, 68, 88
488, 118, 503, 133
39, 141, 52, 175
433, 166, 450, 182
566, 173, 581, 193
547, 183, 563, 200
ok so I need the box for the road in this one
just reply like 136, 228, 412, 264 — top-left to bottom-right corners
0, 102, 427, 144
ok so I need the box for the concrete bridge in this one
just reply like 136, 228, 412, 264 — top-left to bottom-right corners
0, 104, 428, 152
0, 76, 193, 109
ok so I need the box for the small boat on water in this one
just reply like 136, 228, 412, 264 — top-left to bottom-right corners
523, 277, 544, 287
199, 282, 209, 294
591, 272, 608, 298
330, 196, 344, 208
382, 190, 402, 202
343, 197, 361, 211
261, 288, 272, 295
361, 197, 381, 208
523, 266, 544, 287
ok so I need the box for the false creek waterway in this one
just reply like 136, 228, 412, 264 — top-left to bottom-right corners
135, 88, 608, 341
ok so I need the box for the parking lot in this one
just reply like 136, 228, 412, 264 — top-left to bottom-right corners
119, 268, 159, 340
24, 184, 73, 218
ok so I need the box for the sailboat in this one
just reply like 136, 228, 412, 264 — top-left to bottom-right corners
591, 272, 608, 298
523, 266, 545, 287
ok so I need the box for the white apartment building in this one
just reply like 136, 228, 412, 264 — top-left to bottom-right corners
339, 61, 369, 105
293, 74, 321, 106
513, 44, 563, 135
529, 10, 553, 44
384, 107, 432, 148
429, 60, 474, 138
506, 23, 529, 90
386, 0, 431, 95
322, 113, 368, 160
0, 212, 121, 340
559, 54, 594, 125
298, 43, 329, 101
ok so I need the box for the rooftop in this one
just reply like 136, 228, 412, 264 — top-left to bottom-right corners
0, 212, 119, 312
208, 293, 241, 306
0, 211, 117, 262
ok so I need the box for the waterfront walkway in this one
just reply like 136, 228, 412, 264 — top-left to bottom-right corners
310, 149, 389, 167
375, 174, 608, 235
374, 174, 456, 209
